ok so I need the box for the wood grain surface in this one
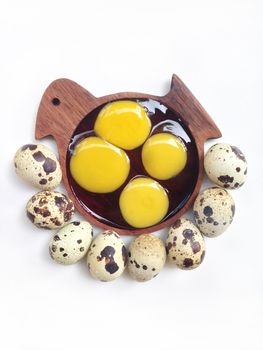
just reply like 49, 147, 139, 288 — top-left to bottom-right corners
35, 75, 222, 235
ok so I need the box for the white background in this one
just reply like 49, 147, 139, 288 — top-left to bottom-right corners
0, 1, 262, 349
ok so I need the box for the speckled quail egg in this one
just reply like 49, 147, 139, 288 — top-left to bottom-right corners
127, 234, 166, 282
14, 144, 62, 190
49, 221, 93, 264
204, 143, 247, 189
193, 187, 235, 237
26, 191, 74, 229
166, 218, 205, 269
87, 230, 127, 282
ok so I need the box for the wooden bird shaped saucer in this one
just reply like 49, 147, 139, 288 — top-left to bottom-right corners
35, 75, 221, 235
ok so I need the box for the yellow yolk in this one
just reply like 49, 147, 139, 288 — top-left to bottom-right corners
94, 100, 151, 150
119, 177, 169, 228
142, 133, 187, 180
70, 136, 130, 193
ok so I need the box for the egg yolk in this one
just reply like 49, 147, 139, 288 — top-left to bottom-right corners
94, 100, 151, 150
142, 133, 187, 180
70, 136, 130, 193
119, 177, 169, 228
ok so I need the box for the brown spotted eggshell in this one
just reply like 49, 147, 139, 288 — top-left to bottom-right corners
127, 234, 166, 282
49, 221, 93, 265
14, 144, 62, 190
26, 191, 75, 229
204, 143, 247, 189
193, 187, 235, 237
166, 218, 205, 269
87, 230, 127, 282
